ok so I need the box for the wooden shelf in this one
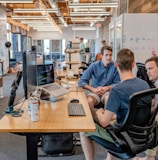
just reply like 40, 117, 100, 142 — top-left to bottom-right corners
66, 61, 80, 64
65, 48, 80, 69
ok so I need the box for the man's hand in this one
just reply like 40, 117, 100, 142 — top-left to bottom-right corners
84, 85, 111, 96
91, 87, 103, 96
93, 86, 111, 96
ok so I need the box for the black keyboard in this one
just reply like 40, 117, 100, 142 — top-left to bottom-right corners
68, 103, 86, 116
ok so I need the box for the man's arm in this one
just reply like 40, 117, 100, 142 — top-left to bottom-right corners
96, 108, 115, 128
78, 63, 94, 87
83, 84, 94, 92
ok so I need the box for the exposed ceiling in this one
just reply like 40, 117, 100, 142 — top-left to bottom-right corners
1, 0, 118, 33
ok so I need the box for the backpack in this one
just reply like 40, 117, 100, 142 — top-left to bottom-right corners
41, 133, 76, 156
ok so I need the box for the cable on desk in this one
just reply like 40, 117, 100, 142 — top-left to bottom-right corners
11, 97, 26, 117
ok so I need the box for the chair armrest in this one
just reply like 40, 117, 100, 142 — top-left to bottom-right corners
78, 66, 88, 70
106, 125, 126, 147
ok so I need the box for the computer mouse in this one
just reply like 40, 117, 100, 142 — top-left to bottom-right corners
70, 99, 79, 103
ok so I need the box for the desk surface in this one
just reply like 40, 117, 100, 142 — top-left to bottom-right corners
0, 92, 96, 133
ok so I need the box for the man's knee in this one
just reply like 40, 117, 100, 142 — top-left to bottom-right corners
87, 96, 97, 107
102, 94, 109, 106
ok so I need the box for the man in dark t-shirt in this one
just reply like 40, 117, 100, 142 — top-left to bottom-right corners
80, 48, 150, 160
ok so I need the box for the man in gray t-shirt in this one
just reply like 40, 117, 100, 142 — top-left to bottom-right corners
79, 38, 86, 62
80, 48, 150, 160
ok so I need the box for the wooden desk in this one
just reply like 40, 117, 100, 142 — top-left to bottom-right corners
0, 91, 95, 160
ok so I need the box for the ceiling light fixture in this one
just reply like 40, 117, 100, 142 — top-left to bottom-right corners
70, 12, 111, 16
69, 3, 118, 8
35, 29, 58, 32
21, 19, 52, 25
0, 0, 33, 3
71, 17, 104, 22
35, 28, 56, 30
29, 25, 55, 28
11, 16, 49, 20
13, 8, 58, 13
74, 8, 106, 12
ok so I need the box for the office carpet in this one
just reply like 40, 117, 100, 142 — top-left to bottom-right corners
0, 73, 157, 160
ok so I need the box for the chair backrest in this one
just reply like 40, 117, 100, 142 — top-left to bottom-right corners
122, 88, 158, 129
89, 88, 158, 159
112, 88, 158, 154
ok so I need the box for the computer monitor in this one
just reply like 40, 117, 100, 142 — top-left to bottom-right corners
25, 51, 37, 98
136, 62, 155, 88
4, 51, 36, 114
36, 64, 54, 86
4, 71, 23, 114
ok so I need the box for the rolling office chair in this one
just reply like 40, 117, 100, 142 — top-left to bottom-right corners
78, 60, 94, 78
89, 88, 158, 160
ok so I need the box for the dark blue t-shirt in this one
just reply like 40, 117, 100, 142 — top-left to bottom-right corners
105, 78, 150, 127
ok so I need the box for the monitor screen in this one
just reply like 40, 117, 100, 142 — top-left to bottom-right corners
23, 51, 37, 98
36, 64, 54, 86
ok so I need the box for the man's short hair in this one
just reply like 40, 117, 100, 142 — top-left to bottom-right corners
145, 56, 158, 67
102, 40, 106, 43
116, 48, 134, 71
101, 45, 112, 55
80, 38, 83, 41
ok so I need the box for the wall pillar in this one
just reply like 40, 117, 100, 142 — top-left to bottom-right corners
0, 4, 8, 75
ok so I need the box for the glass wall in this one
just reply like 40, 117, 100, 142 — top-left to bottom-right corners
33, 39, 63, 64
33, 39, 95, 63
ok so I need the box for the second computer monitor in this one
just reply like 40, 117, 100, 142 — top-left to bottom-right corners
36, 64, 55, 86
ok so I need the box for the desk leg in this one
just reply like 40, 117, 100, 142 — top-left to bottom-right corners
26, 134, 39, 160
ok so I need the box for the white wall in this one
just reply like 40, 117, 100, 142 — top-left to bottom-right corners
0, 5, 8, 74
122, 13, 158, 63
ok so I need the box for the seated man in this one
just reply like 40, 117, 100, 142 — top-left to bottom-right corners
78, 45, 120, 116
135, 56, 158, 160
80, 48, 150, 160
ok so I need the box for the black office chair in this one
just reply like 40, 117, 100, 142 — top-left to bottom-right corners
78, 56, 95, 77
89, 88, 158, 160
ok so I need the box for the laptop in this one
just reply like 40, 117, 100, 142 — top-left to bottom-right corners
40, 83, 70, 97
37, 64, 69, 102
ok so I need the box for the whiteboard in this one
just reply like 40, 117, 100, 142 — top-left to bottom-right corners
122, 13, 158, 63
